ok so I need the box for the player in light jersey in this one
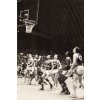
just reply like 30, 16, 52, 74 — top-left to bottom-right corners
51, 54, 62, 87
24, 54, 34, 84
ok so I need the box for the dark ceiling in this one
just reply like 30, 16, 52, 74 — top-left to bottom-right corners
17, 0, 84, 54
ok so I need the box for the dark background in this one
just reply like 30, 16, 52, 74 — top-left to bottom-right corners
17, 0, 84, 56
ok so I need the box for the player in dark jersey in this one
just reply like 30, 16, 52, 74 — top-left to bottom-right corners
33, 55, 41, 85
28, 55, 43, 85
68, 47, 84, 98
39, 55, 53, 90
17, 53, 26, 77
58, 51, 71, 94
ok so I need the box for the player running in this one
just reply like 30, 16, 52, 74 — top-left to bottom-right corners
39, 55, 53, 90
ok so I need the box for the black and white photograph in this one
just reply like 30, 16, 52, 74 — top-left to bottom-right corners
17, 0, 84, 100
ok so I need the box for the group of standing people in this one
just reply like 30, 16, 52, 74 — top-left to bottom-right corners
17, 46, 84, 98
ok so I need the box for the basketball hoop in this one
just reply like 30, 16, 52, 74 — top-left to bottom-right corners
25, 24, 35, 33
25, 20, 36, 33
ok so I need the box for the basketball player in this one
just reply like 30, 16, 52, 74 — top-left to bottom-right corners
51, 54, 62, 87
29, 55, 44, 85
33, 54, 41, 85
68, 47, 84, 98
39, 55, 53, 90
24, 54, 34, 84
58, 51, 71, 94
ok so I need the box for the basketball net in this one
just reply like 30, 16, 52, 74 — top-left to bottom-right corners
25, 20, 35, 33
25, 24, 35, 33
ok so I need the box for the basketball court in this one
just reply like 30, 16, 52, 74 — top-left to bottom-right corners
17, 77, 84, 100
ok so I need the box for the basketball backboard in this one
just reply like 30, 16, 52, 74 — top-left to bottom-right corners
17, 0, 40, 33
20, 9, 29, 22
